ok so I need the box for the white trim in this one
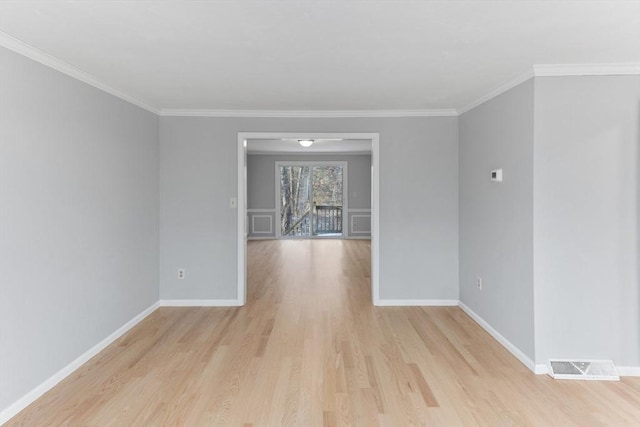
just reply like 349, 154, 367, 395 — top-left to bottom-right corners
350, 214, 372, 235
0, 302, 159, 425
238, 137, 247, 306
159, 299, 241, 307
247, 236, 277, 241
377, 299, 459, 307
238, 132, 380, 307
617, 366, 640, 377
534, 63, 640, 77
247, 208, 277, 213
345, 236, 372, 240
458, 301, 538, 373
243, 133, 379, 142
248, 150, 372, 156
371, 134, 380, 305
458, 69, 534, 115
534, 364, 549, 375
347, 208, 371, 213
160, 109, 458, 118
0, 32, 158, 115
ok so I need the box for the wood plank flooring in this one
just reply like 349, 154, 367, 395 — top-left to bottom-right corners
6, 239, 640, 426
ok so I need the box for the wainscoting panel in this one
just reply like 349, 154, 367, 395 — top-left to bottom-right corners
247, 209, 276, 239
348, 209, 371, 238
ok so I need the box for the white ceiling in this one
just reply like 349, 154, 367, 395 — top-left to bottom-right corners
0, 1, 638, 113
247, 138, 371, 154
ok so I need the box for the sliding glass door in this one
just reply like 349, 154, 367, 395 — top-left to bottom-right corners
278, 162, 345, 238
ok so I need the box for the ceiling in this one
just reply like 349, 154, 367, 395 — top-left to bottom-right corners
0, 1, 638, 113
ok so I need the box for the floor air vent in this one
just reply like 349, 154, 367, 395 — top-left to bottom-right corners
547, 359, 619, 381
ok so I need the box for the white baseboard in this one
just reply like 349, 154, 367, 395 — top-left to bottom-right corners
159, 299, 241, 307
345, 236, 371, 240
534, 364, 548, 375
458, 301, 538, 374
376, 299, 459, 307
247, 236, 275, 240
0, 301, 160, 425
615, 366, 640, 377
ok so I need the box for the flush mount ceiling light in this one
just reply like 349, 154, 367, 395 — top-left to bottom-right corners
298, 139, 314, 147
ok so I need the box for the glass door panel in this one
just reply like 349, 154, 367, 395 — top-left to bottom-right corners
312, 166, 343, 236
280, 166, 311, 237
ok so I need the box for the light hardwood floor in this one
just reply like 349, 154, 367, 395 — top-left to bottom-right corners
7, 240, 640, 426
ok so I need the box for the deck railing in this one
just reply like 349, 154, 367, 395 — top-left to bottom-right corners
282, 209, 311, 236
314, 205, 342, 235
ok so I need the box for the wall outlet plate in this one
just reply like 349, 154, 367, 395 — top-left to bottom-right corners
491, 169, 503, 182
476, 276, 482, 290
178, 269, 185, 279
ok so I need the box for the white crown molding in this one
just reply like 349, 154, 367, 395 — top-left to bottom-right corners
534, 63, 640, 77
0, 302, 159, 425
0, 32, 159, 114
458, 69, 534, 115
2, 35, 636, 120
158, 109, 459, 118
459, 63, 640, 115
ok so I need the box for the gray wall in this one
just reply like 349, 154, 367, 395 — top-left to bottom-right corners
247, 153, 371, 238
533, 76, 640, 367
0, 48, 159, 410
159, 116, 459, 301
459, 80, 535, 360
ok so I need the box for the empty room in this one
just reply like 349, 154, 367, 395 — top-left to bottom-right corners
1, 1, 639, 425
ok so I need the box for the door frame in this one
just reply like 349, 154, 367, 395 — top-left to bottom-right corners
237, 132, 380, 306
275, 160, 348, 239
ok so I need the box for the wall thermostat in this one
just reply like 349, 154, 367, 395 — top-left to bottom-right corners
491, 169, 503, 182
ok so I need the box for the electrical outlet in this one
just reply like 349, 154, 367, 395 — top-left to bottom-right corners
476, 276, 482, 290
178, 269, 185, 280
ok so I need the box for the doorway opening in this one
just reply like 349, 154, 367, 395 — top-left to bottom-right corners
277, 161, 347, 238
237, 132, 380, 306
